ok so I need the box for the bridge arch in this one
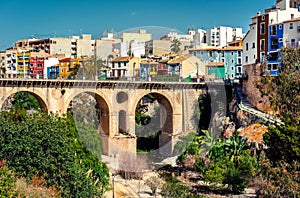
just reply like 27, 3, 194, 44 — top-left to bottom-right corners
1, 89, 48, 112
65, 90, 111, 136
132, 91, 174, 133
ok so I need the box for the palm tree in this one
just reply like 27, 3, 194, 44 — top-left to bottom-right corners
170, 38, 182, 53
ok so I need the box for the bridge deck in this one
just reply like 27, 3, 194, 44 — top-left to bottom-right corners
0, 79, 214, 90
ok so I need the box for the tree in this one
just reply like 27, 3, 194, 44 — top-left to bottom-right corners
0, 111, 109, 197
11, 92, 40, 111
145, 176, 162, 196
258, 47, 300, 162
170, 38, 182, 53
258, 47, 300, 123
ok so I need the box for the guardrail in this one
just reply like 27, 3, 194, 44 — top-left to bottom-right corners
238, 101, 284, 126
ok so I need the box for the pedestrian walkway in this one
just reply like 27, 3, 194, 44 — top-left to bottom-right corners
235, 84, 284, 126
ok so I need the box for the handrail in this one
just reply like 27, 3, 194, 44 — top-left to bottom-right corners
238, 101, 284, 126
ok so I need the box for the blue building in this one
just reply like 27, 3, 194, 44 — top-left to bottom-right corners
189, 46, 243, 80
266, 23, 284, 76
47, 66, 60, 79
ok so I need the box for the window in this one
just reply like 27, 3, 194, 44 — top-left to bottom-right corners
279, 24, 282, 29
291, 39, 296, 47
272, 64, 278, 70
231, 51, 234, 55
271, 25, 277, 35
260, 39, 265, 50
262, 15, 265, 20
290, 23, 294, 29
271, 38, 279, 49
252, 42, 255, 48
291, 14, 294, 19
221, 58, 225, 62
231, 66, 234, 71
238, 58, 242, 64
246, 43, 249, 51
245, 56, 248, 63
238, 51, 242, 57
231, 59, 234, 63
260, 23, 265, 34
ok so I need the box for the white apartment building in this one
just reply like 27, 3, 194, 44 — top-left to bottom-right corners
192, 29, 207, 48
5, 49, 18, 78
282, 17, 300, 47
113, 42, 129, 57
160, 31, 193, 42
243, 17, 258, 65
207, 26, 243, 47
129, 39, 145, 57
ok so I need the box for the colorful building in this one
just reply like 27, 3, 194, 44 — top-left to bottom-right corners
59, 58, 82, 79
189, 46, 243, 80
266, 23, 284, 76
17, 51, 30, 78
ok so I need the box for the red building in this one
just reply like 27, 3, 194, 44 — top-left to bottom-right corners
157, 60, 169, 76
30, 56, 45, 79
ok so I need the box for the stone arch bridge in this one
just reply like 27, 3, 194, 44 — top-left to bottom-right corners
0, 79, 212, 156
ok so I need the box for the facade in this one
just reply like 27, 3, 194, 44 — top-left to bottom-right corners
243, 0, 300, 73
129, 39, 145, 57
17, 51, 30, 78
192, 29, 207, 48
121, 29, 152, 44
139, 60, 159, 80
59, 58, 82, 79
145, 40, 171, 56
189, 46, 243, 79
207, 26, 243, 47
44, 57, 60, 79
113, 42, 129, 57
95, 39, 114, 61
15, 34, 96, 58
167, 55, 205, 79
0, 51, 5, 78
5, 49, 18, 78
108, 57, 141, 79
206, 62, 225, 79
75, 34, 95, 58
266, 22, 284, 75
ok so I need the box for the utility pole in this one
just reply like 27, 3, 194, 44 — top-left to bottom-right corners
94, 40, 98, 80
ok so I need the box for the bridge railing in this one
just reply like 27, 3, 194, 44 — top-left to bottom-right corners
238, 101, 284, 126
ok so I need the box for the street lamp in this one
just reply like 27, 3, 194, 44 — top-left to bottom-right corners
196, 62, 199, 82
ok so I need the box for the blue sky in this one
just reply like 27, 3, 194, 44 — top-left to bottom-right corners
0, 0, 275, 49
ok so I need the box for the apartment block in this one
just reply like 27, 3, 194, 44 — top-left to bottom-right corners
121, 29, 152, 44
207, 26, 243, 47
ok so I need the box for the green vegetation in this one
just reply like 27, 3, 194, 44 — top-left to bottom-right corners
254, 47, 300, 196
136, 95, 162, 152
12, 92, 40, 110
178, 130, 257, 193
0, 110, 109, 197
170, 38, 182, 54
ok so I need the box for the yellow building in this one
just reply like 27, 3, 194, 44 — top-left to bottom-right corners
167, 55, 206, 78
17, 51, 30, 78
59, 58, 83, 79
